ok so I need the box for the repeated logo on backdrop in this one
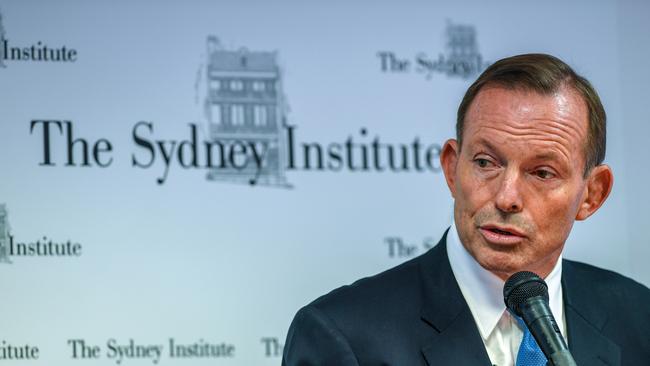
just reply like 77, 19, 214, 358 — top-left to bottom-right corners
377, 20, 489, 80
0, 7, 78, 67
11, 17, 487, 187
27, 31, 456, 187
0, 204, 82, 265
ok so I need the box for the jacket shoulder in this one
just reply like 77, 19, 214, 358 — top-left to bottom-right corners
283, 250, 440, 364
296, 251, 433, 356
309, 253, 424, 318
563, 259, 650, 362
564, 259, 650, 304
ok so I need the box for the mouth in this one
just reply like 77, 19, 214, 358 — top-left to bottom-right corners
478, 224, 526, 245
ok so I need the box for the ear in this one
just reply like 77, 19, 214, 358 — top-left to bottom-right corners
575, 164, 614, 221
440, 139, 460, 199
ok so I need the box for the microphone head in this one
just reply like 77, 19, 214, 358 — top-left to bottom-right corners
503, 271, 549, 316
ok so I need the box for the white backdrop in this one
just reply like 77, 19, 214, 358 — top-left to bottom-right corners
1, 0, 648, 364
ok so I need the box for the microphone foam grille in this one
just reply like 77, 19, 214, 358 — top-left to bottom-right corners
503, 271, 549, 315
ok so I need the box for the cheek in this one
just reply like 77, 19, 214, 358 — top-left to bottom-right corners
456, 165, 493, 212
530, 189, 581, 238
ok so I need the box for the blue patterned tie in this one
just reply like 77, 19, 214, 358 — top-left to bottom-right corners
515, 316, 547, 366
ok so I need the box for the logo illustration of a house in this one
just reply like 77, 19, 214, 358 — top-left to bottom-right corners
0, 204, 12, 263
203, 36, 291, 187
444, 20, 485, 78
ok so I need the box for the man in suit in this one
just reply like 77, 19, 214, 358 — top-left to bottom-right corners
282, 54, 650, 365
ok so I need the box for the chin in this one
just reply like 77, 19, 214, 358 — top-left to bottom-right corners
473, 249, 524, 278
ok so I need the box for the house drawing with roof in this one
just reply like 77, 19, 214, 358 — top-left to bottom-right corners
444, 20, 486, 78
202, 36, 291, 187
0, 204, 12, 263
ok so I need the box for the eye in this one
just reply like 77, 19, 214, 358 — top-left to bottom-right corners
534, 169, 556, 180
474, 158, 494, 168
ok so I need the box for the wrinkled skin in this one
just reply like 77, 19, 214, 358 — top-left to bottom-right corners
441, 86, 613, 280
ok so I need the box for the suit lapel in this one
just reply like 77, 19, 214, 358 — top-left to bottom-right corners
419, 233, 492, 365
562, 260, 621, 366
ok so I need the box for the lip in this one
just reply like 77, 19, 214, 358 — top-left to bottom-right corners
478, 224, 526, 245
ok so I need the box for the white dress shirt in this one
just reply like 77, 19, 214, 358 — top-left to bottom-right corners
446, 222, 567, 366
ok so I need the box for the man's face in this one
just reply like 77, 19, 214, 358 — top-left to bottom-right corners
441, 86, 605, 279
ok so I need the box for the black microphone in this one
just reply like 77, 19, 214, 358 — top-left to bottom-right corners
503, 271, 577, 366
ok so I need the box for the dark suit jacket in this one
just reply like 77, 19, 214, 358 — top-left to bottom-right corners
283, 232, 650, 365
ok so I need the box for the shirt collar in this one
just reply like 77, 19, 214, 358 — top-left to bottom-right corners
446, 221, 564, 340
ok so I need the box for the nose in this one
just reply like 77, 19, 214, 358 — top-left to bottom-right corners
495, 168, 523, 214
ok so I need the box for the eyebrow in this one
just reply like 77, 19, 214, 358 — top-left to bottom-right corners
472, 138, 499, 155
532, 152, 563, 162
473, 138, 566, 164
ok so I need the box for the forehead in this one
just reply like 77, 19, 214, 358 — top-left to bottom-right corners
463, 86, 589, 163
